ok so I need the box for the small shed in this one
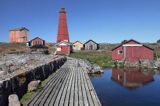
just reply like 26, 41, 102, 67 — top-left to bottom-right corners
112, 39, 154, 62
56, 41, 71, 55
84, 40, 99, 50
72, 41, 84, 51
27, 37, 45, 47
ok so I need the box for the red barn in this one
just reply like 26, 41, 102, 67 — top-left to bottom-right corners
112, 39, 154, 63
27, 37, 45, 46
56, 41, 71, 55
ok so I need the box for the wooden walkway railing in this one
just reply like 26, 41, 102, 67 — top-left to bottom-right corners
26, 59, 101, 106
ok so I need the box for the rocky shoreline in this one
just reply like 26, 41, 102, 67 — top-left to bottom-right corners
113, 59, 160, 70
0, 54, 59, 81
68, 57, 103, 74
0, 54, 67, 106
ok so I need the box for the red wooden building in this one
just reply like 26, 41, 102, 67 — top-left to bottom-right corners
9, 27, 29, 43
27, 37, 45, 46
56, 8, 71, 55
112, 39, 154, 62
56, 41, 71, 55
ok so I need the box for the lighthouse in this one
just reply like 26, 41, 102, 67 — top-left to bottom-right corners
57, 8, 70, 43
56, 8, 71, 55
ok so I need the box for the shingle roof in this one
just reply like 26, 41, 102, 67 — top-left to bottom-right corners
29, 37, 44, 42
73, 41, 83, 45
111, 39, 154, 51
84, 39, 99, 45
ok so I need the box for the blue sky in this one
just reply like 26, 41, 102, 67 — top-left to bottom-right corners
0, 0, 160, 43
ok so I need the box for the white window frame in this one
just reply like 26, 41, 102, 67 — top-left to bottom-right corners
118, 50, 123, 54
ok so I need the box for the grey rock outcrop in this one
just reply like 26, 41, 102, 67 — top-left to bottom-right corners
72, 58, 103, 74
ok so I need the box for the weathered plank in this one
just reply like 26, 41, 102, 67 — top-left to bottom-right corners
27, 68, 63, 106
77, 68, 84, 106
39, 68, 68, 106
59, 68, 73, 106
64, 67, 75, 106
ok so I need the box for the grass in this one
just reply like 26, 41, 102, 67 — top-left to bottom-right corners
69, 50, 112, 68
20, 71, 56, 105
155, 51, 160, 59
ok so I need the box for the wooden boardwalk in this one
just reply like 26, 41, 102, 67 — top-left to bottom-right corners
26, 59, 101, 106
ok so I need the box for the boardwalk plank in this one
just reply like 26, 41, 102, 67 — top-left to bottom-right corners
74, 66, 78, 106
77, 68, 84, 106
54, 69, 71, 106
80, 67, 89, 106
82, 68, 94, 106
64, 67, 75, 106
38, 68, 68, 106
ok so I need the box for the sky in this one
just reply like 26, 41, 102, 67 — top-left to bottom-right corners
0, 0, 160, 43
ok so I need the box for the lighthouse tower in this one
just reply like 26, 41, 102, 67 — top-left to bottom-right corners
57, 8, 70, 43
56, 8, 71, 55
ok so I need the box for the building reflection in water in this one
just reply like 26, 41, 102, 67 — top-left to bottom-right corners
111, 68, 154, 89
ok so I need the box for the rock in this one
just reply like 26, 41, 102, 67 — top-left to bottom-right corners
8, 94, 21, 106
92, 64, 103, 73
77, 59, 103, 74
0, 71, 7, 76
28, 80, 41, 92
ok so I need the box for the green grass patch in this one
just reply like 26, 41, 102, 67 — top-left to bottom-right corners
155, 51, 160, 59
69, 51, 112, 68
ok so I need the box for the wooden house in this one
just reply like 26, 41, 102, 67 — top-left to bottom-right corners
84, 40, 99, 50
9, 27, 29, 43
72, 41, 84, 51
27, 37, 45, 47
112, 39, 154, 62
56, 41, 71, 55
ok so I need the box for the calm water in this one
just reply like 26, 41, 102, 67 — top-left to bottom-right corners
90, 68, 160, 106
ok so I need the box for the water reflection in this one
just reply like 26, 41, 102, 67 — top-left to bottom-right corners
111, 68, 154, 89
90, 68, 160, 106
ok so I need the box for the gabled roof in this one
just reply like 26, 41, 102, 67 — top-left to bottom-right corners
84, 39, 98, 45
10, 27, 29, 31
56, 41, 71, 46
29, 37, 45, 42
111, 39, 154, 51
73, 41, 83, 45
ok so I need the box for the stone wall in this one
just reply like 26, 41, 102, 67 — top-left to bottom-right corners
0, 57, 66, 106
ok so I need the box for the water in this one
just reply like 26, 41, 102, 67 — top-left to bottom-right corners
90, 68, 160, 106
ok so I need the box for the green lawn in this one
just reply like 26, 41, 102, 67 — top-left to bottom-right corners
69, 51, 112, 68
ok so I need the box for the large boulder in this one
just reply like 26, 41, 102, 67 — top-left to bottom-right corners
8, 94, 21, 106
77, 59, 103, 74
28, 80, 41, 92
